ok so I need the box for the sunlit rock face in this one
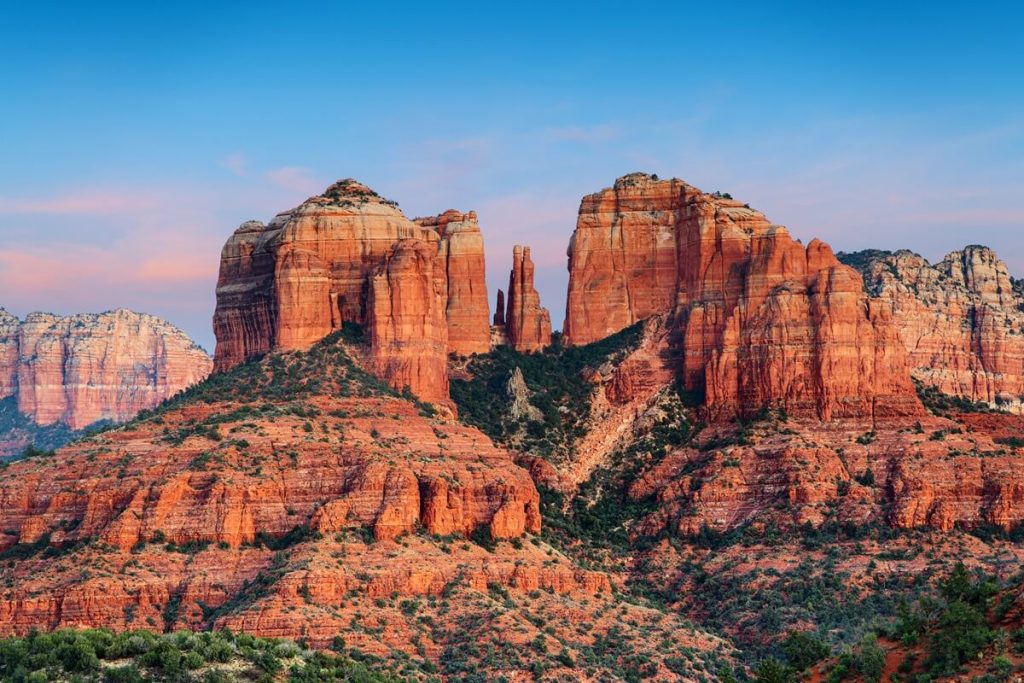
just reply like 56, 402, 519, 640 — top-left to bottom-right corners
564, 173, 922, 420
213, 180, 493, 403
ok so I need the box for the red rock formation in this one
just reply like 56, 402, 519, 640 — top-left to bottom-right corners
367, 240, 450, 405
213, 180, 493, 402
0, 339, 588, 659
563, 173, 922, 421
505, 246, 552, 353
627, 412, 1024, 537
415, 210, 491, 356
564, 175, 688, 345
0, 309, 211, 430
842, 246, 1024, 410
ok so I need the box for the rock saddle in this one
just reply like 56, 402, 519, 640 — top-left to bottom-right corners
213, 180, 492, 403
563, 173, 922, 421
0, 308, 211, 430
840, 246, 1024, 410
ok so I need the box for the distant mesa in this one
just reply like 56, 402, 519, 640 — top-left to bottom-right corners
0, 308, 212, 456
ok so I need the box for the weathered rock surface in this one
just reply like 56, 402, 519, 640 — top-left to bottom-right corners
367, 240, 451, 405
840, 246, 1024, 411
415, 210, 491, 356
506, 367, 542, 422
628, 412, 1024, 537
505, 246, 552, 353
563, 173, 922, 421
0, 308, 211, 430
213, 180, 493, 403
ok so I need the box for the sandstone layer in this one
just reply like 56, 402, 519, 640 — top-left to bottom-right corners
213, 180, 492, 402
0, 308, 211, 430
627, 411, 1024, 538
840, 246, 1024, 410
563, 173, 921, 420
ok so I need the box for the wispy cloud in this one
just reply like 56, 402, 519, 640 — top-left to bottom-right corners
265, 167, 322, 195
0, 190, 163, 215
220, 152, 249, 177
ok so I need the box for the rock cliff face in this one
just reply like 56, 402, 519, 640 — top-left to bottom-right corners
505, 246, 552, 353
213, 180, 492, 402
564, 173, 921, 420
839, 246, 1024, 410
367, 240, 450, 405
0, 308, 211, 431
414, 210, 491, 356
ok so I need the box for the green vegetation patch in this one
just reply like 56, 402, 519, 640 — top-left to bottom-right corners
450, 324, 645, 460
0, 627, 403, 682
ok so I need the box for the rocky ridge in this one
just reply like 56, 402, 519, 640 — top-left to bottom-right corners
840, 245, 1024, 411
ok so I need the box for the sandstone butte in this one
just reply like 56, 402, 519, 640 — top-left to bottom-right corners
840, 245, 1024, 411
0, 308, 212, 430
213, 179, 558, 405
562, 172, 922, 421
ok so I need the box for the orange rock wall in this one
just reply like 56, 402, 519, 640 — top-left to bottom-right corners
213, 181, 493, 401
564, 174, 921, 420
416, 210, 491, 356
367, 241, 451, 404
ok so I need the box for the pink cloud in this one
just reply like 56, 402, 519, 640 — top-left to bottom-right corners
265, 167, 322, 195
220, 152, 249, 177
0, 190, 164, 215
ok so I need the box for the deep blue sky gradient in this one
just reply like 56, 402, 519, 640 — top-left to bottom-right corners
1, 1, 1022, 351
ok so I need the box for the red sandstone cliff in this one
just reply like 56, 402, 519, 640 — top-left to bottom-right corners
0, 308, 211, 430
505, 246, 552, 353
841, 246, 1024, 410
415, 210, 491, 356
367, 240, 451, 405
213, 180, 492, 402
564, 173, 922, 420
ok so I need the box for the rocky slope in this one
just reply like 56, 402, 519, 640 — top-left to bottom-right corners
213, 180, 494, 404
0, 308, 211, 447
564, 173, 921, 421
839, 245, 1024, 411
0, 331, 730, 681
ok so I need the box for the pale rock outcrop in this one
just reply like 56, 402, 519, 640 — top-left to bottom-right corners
0, 309, 211, 430
841, 246, 1024, 409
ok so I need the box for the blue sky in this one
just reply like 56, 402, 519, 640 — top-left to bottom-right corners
1, 1, 1022, 352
